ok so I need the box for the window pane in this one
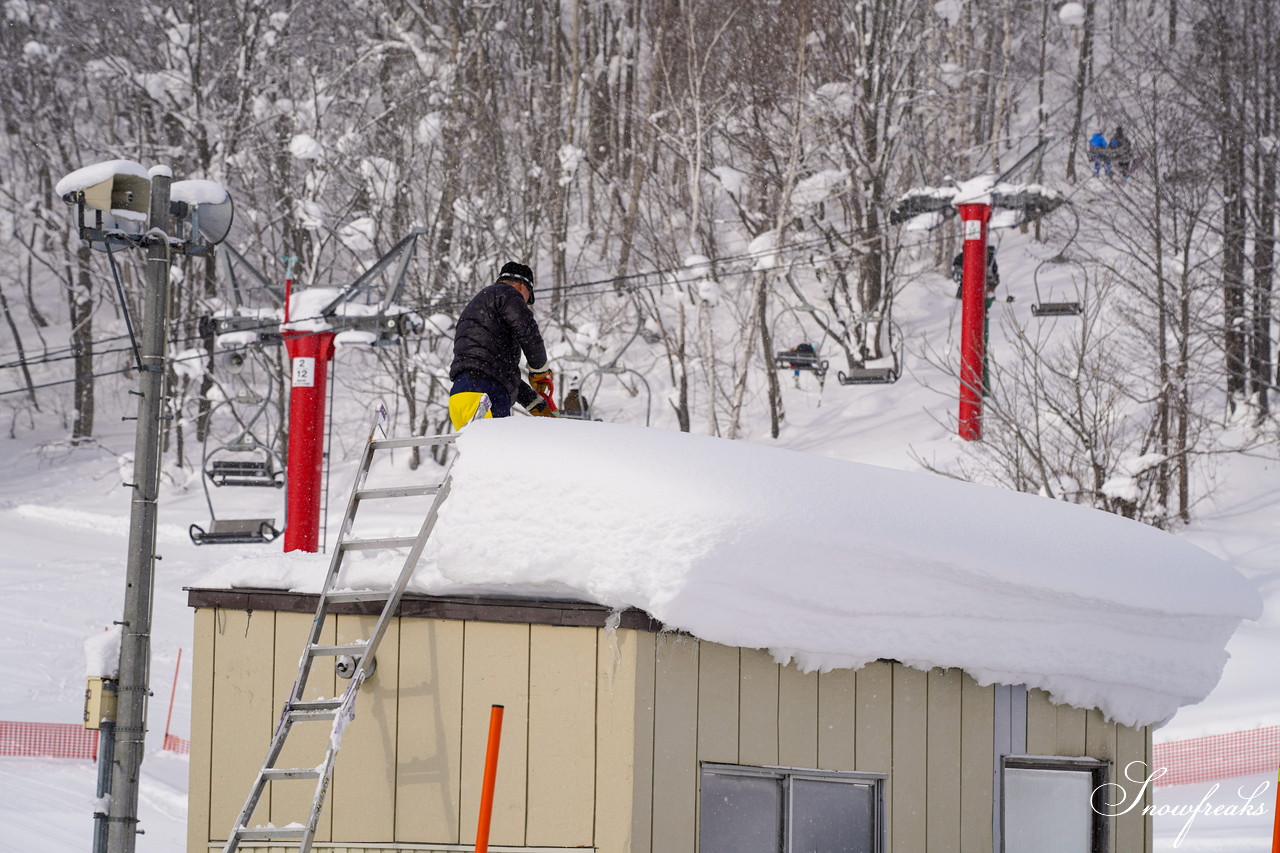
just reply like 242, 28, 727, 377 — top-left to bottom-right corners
700, 773, 783, 853
1004, 768, 1095, 853
791, 778, 877, 853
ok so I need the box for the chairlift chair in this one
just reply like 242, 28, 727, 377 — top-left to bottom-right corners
774, 344, 830, 382
579, 365, 653, 427
1030, 256, 1085, 318
555, 286, 653, 425
190, 517, 281, 546
189, 349, 287, 546
771, 300, 833, 386
205, 444, 284, 488
837, 314, 902, 386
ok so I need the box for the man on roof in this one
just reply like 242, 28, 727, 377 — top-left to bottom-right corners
448, 261, 555, 429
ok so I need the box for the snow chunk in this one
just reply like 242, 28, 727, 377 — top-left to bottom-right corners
170, 179, 228, 206
1060, 2, 1086, 27
84, 625, 122, 678
416, 113, 444, 146
338, 216, 377, 254
170, 346, 207, 382
334, 330, 378, 348
939, 63, 965, 89
790, 169, 847, 211
934, 0, 962, 25
290, 134, 323, 161
558, 144, 586, 186
748, 231, 779, 270
296, 200, 324, 230
953, 174, 997, 205
711, 166, 746, 196
284, 287, 340, 331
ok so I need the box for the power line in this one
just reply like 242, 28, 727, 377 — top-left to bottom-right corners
0, 224, 944, 399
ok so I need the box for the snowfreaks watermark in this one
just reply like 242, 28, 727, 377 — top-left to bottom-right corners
1091, 761, 1270, 847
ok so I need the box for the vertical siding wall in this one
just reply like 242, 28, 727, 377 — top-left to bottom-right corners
641, 635, 1152, 853
1025, 688, 1153, 853
189, 609, 651, 853
644, 634, 995, 853
190, 607, 1151, 853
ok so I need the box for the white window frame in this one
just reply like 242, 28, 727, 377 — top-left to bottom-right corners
1000, 755, 1110, 853
699, 762, 886, 853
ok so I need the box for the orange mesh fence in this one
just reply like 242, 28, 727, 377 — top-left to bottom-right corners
0, 721, 99, 760
1154, 725, 1280, 787
162, 733, 190, 754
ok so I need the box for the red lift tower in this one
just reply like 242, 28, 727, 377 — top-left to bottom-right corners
205, 230, 426, 553
279, 230, 424, 552
890, 177, 1062, 441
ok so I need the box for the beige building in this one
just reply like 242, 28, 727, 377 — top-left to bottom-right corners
187, 586, 1151, 853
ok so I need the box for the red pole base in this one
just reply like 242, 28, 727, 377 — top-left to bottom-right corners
282, 331, 335, 552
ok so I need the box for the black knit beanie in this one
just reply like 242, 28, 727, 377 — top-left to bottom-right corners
498, 262, 535, 304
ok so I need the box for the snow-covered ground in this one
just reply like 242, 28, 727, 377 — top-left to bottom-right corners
2, 232, 1277, 851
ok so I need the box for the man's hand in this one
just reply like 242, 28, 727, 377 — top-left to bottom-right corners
529, 366, 554, 398
528, 399, 556, 417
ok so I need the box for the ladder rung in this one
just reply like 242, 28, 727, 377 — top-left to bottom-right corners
354, 484, 440, 500
234, 826, 307, 841
287, 707, 339, 722
370, 434, 456, 450
288, 698, 343, 715
339, 536, 418, 551
262, 767, 322, 781
323, 590, 392, 605
308, 643, 368, 657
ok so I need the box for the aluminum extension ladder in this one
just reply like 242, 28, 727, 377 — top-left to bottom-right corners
221, 428, 458, 853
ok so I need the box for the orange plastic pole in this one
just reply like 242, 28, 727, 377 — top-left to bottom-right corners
1271, 763, 1279, 853
163, 648, 182, 742
474, 705, 505, 853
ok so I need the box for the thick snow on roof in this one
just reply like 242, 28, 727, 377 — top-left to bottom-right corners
203, 418, 1260, 728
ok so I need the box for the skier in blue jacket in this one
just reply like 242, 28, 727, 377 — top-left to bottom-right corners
1088, 132, 1113, 177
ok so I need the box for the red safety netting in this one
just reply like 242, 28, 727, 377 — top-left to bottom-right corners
0, 721, 99, 760
162, 733, 190, 755
1153, 725, 1280, 787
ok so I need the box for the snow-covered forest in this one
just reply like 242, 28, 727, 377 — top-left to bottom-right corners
1, 0, 1278, 530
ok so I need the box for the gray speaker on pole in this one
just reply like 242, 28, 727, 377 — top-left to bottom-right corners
170, 179, 235, 246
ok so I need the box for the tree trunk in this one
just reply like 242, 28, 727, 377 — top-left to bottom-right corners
70, 245, 95, 442
1066, 0, 1096, 182
0, 275, 39, 410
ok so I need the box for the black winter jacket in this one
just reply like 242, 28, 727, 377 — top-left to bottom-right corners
449, 283, 549, 403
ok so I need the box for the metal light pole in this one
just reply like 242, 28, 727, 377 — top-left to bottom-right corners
107, 168, 173, 853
